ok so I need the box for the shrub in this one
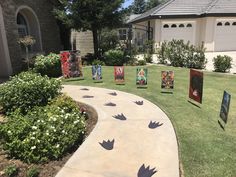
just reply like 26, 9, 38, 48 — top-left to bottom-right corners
213, 55, 232, 72
157, 39, 206, 69
144, 53, 153, 63
156, 41, 168, 64
0, 72, 61, 114
26, 167, 40, 177
92, 59, 105, 66
4, 165, 18, 177
0, 95, 85, 163
34, 53, 61, 77
137, 60, 146, 66
104, 49, 125, 66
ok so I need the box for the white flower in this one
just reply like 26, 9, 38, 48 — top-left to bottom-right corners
56, 144, 60, 148
46, 132, 49, 136
31, 146, 36, 150
32, 126, 37, 130
31, 137, 35, 140
62, 130, 65, 133
7, 130, 12, 134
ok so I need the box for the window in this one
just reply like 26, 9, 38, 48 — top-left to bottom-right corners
217, 22, 222, 26
171, 24, 177, 28
163, 24, 169, 28
17, 13, 28, 38
225, 22, 230, 26
119, 29, 127, 40
179, 24, 184, 28
233, 22, 236, 26
186, 23, 192, 27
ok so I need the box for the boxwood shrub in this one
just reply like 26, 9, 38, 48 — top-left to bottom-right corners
213, 55, 232, 73
104, 49, 125, 66
0, 95, 85, 163
34, 53, 61, 77
0, 72, 61, 114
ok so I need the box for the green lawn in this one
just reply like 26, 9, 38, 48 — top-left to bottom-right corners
63, 65, 236, 177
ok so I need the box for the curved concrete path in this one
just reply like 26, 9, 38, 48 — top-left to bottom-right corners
56, 85, 179, 177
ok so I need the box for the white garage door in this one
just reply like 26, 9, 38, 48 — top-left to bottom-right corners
161, 23, 195, 44
214, 21, 236, 51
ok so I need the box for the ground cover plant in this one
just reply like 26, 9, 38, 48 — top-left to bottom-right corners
63, 65, 236, 177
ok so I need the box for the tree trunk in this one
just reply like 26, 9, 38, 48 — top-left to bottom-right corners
92, 27, 99, 59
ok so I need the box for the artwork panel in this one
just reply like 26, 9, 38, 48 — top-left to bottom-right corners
220, 91, 231, 124
188, 69, 203, 104
114, 66, 125, 83
136, 68, 148, 86
60, 50, 83, 78
92, 65, 102, 80
161, 71, 174, 89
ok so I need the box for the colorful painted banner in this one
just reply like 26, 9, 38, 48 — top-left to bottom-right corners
92, 65, 102, 80
189, 69, 203, 104
220, 91, 231, 124
136, 68, 148, 86
60, 50, 83, 78
161, 71, 174, 89
114, 66, 125, 84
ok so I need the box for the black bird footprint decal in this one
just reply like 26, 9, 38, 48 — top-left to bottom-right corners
135, 101, 143, 105
148, 121, 163, 129
83, 95, 94, 98
99, 139, 115, 150
137, 164, 157, 177
104, 102, 116, 106
80, 88, 89, 91
109, 92, 117, 96
113, 113, 127, 121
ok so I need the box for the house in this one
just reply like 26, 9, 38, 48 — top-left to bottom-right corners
0, 0, 62, 77
129, 0, 236, 52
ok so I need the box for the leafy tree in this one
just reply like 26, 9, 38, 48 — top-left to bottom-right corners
53, 0, 124, 59
146, 0, 166, 11
132, 0, 146, 14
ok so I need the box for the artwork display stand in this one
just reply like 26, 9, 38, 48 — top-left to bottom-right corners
92, 65, 103, 83
218, 91, 231, 130
114, 66, 125, 85
161, 71, 174, 94
136, 68, 148, 88
60, 50, 84, 80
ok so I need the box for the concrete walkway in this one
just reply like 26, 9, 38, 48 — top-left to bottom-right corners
56, 85, 179, 177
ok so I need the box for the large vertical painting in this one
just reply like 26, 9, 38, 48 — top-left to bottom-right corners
92, 65, 102, 81
60, 50, 83, 78
189, 69, 203, 104
220, 91, 231, 124
161, 71, 174, 89
136, 68, 148, 86
114, 66, 125, 84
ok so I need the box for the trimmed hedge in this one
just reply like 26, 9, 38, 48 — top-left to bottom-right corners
213, 55, 232, 72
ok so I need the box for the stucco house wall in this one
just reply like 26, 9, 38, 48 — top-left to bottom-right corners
0, 0, 61, 77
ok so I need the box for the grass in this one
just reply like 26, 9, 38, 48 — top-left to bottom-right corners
63, 65, 236, 177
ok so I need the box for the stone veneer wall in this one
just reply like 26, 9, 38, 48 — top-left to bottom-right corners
0, 0, 61, 74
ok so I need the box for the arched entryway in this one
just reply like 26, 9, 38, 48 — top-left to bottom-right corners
16, 6, 42, 54
0, 5, 12, 77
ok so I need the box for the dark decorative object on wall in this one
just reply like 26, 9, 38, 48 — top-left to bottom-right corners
137, 164, 157, 177
114, 66, 125, 84
109, 92, 117, 96
99, 139, 115, 150
104, 102, 116, 106
148, 121, 163, 129
135, 101, 144, 105
60, 50, 83, 78
161, 71, 174, 89
220, 91, 231, 124
136, 68, 148, 86
189, 69, 203, 104
92, 65, 102, 80
82, 95, 94, 98
80, 88, 89, 91
113, 113, 127, 121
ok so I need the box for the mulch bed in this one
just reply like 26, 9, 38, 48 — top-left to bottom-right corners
0, 102, 98, 177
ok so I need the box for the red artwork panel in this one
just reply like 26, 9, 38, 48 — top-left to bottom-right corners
114, 66, 125, 84
189, 69, 203, 104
